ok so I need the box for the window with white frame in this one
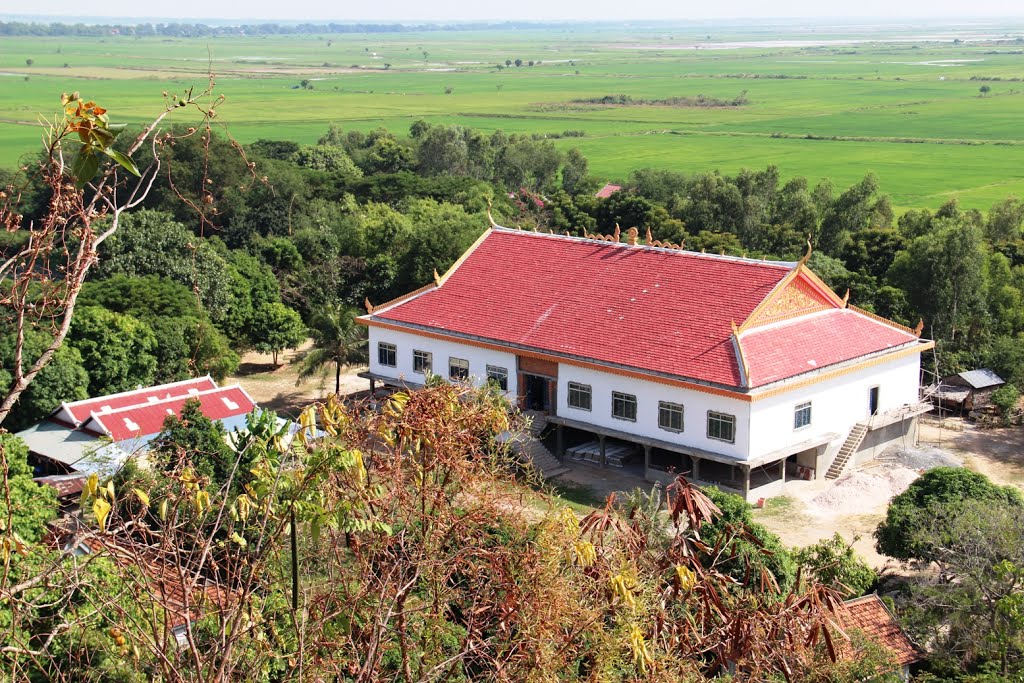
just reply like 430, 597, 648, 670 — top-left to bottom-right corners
449, 357, 469, 380
486, 365, 508, 391
612, 392, 637, 421
378, 342, 397, 367
658, 401, 684, 432
567, 382, 592, 411
707, 411, 735, 443
794, 401, 812, 430
412, 350, 432, 374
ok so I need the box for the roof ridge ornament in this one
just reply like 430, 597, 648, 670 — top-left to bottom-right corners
799, 236, 813, 266
842, 289, 850, 307
486, 201, 499, 229
364, 298, 375, 314
434, 269, 442, 286
625, 227, 639, 246
914, 319, 924, 337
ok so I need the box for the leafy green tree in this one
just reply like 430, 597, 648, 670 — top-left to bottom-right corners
900, 499, 1024, 677
79, 274, 239, 382
875, 467, 1024, 561
295, 305, 368, 395
292, 144, 363, 176
415, 125, 469, 176
794, 533, 876, 598
67, 306, 158, 396
701, 487, 796, 592
560, 147, 589, 196
0, 433, 58, 544
0, 330, 88, 431
817, 173, 890, 255
987, 197, 1024, 244
95, 209, 235, 321
396, 198, 485, 293
494, 135, 562, 192
887, 216, 989, 346
250, 302, 306, 365
152, 398, 236, 487
992, 384, 1021, 418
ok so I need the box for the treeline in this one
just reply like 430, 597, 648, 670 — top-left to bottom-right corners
0, 20, 577, 37
5, 118, 1024, 428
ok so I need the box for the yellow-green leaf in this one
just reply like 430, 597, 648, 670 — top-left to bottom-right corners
93, 498, 112, 533
133, 488, 150, 507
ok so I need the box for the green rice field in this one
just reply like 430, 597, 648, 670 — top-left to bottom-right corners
2, 20, 1024, 209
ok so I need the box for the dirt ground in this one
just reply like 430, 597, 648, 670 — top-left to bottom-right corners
226, 341, 370, 419
752, 416, 1024, 569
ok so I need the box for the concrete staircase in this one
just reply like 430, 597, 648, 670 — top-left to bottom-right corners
508, 433, 569, 479
825, 423, 869, 480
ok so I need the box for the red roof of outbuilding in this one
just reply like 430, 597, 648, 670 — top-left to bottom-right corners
595, 183, 622, 199
61, 377, 218, 426
86, 386, 255, 442
368, 228, 923, 390
841, 594, 921, 667
741, 309, 917, 387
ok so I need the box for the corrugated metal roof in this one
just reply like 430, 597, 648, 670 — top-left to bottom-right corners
957, 368, 1004, 389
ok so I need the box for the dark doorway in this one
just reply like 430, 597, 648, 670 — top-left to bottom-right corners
869, 386, 880, 416
523, 374, 551, 411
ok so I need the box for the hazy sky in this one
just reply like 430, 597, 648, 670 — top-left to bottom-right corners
14, 0, 1024, 22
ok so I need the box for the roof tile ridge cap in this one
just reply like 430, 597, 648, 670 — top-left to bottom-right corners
65, 376, 216, 407
730, 321, 751, 388
846, 304, 922, 337
98, 386, 228, 415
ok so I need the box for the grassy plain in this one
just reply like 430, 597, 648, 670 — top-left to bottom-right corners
2, 22, 1024, 208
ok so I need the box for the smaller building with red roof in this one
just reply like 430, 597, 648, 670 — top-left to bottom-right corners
841, 594, 922, 680
595, 183, 622, 199
17, 377, 259, 480
358, 222, 933, 500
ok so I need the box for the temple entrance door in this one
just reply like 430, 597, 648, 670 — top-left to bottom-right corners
522, 374, 551, 412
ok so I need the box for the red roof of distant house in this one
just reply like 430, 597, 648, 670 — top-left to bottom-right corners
60, 377, 218, 426
86, 386, 256, 442
367, 228, 925, 390
841, 594, 922, 667
741, 309, 917, 387
595, 183, 622, 199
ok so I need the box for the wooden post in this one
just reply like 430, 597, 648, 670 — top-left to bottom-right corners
691, 456, 701, 482
643, 444, 651, 477
556, 424, 565, 460
369, 378, 376, 394
742, 465, 751, 501
599, 435, 607, 468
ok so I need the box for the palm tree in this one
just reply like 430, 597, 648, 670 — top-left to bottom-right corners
295, 305, 367, 395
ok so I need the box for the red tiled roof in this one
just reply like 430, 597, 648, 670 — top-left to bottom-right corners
62, 377, 218, 426
34, 474, 87, 498
741, 310, 918, 388
86, 386, 256, 442
595, 183, 622, 199
373, 229, 791, 387
841, 595, 921, 666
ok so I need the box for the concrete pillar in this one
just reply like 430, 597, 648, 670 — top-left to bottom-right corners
741, 465, 751, 501
598, 435, 607, 468
691, 456, 701, 482
369, 378, 376, 394
643, 444, 651, 476
556, 424, 565, 460
779, 458, 786, 487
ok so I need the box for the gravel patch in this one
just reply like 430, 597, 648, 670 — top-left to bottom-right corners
875, 444, 963, 471
807, 444, 962, 517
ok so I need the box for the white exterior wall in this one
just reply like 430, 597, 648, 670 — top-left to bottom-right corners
368, 326, 519, 400
369, 324, 923, 466
556, 365, 752, 460
747, 352, 922, 461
